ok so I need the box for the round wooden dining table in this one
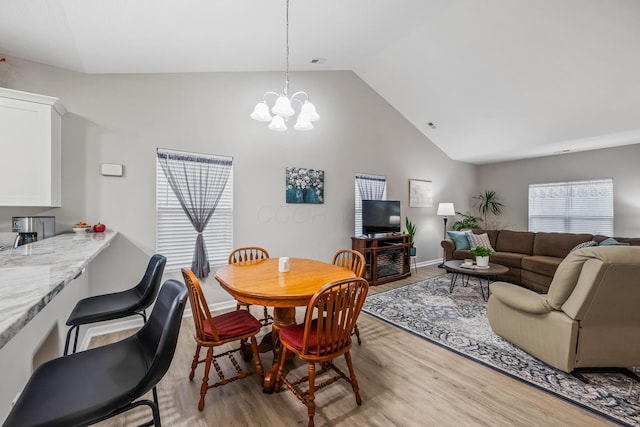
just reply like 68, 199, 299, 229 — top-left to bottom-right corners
215, 257, 355, 392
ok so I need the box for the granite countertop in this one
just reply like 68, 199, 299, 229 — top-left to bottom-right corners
0, 230, 118, 350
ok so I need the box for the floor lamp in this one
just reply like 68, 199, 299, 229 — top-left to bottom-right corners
437, 202, 455, 268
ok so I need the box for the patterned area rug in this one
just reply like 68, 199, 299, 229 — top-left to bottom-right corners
363, 276, 640, 426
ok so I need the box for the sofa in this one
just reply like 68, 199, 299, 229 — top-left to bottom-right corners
441, 229, 640, 293
487, 246, 640, 373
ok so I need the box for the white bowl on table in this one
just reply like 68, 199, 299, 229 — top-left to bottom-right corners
72, 226, 91, 234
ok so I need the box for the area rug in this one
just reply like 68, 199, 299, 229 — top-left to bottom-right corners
362, 276, 640, 426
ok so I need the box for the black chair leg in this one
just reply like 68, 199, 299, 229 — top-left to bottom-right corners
89, 398, 161, 427
64, 325, 79, 356
138, 398, 161, 427
72, 327, 80, 354
152, 386, 159, 409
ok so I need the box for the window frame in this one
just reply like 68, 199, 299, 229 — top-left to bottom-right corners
354, 173, 387, 235
156, 149, 233, 272
528, 178, 614, 235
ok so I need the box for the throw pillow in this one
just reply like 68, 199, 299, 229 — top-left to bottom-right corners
447, 231, 471, 250
569, 240, 598, 253
467, 232, 494, 251
598, 237, 630, 246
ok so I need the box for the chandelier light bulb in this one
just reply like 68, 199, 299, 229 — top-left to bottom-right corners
268, 115, 287, 131
272, 95, 295, 117
250, 101, 272, 122
299, 100, 319, 122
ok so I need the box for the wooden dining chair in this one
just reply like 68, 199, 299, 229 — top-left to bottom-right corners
229, 247, 273, 327
332, 249, 366, 344
182, 268, 264, 411
275, 277, 369, 427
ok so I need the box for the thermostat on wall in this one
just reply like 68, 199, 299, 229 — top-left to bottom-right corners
101, 163, 124, 177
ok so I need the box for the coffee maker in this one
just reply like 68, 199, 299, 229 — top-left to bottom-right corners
12, 216, 56, 248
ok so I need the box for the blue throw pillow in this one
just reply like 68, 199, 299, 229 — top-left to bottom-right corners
598, 237, 630, 246
447, 230, 471, 250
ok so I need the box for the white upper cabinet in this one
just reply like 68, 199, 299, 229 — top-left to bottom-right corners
0, 88, 66, 207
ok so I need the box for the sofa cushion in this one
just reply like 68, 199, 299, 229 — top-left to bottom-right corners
467, 233, 494, 251
471, 229, 498, 248
593, 235, 640, 246
495, 230, 535, 255
545, 251, 590, 309
570, 241, 598, 252
598, 237, 630, 246
532, 233, 593, 258
453, 249, 472, 260
447, 230, 471, 250
522, 255, 563, 277
490, 252, 527, 269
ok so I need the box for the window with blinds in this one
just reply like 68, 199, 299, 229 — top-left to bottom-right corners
528, 178, 613, 235
156, 152, 233, 271
354, 173, 387, 235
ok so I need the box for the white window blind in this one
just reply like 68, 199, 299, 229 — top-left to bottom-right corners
354, 173, 387, 235
528, 178, 613, 235
156, 151, 233, 271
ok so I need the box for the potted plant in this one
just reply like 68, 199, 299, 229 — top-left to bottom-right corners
473, 190, 504, 228
470, 245, 494, 267
405, 217, 417, 256
452, 211, 482, 231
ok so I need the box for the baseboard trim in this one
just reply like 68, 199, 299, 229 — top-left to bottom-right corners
79, 300, 237, 351
419, 258, 442, 267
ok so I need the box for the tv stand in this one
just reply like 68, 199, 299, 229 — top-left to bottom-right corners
352, 234, 411, 286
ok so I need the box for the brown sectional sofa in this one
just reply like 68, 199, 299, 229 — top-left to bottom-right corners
441, 229, 640, 293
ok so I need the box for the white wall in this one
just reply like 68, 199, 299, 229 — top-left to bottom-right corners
0, 56, 476, 302
476, 144, 640, 236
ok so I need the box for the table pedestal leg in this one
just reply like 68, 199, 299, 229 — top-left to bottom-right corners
262, 307, 296, 393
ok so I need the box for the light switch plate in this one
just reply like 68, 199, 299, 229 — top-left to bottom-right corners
101, 163, 123, 177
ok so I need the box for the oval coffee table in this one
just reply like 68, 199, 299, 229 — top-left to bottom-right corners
444, 260, 509, 301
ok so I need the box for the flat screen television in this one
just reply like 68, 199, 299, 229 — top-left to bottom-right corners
362, 200, 401, 234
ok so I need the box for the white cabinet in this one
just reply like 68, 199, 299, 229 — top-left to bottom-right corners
0, 88, 66, 207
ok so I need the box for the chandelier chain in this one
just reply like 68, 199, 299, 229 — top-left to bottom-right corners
250, 0, 318, 130
285, 0, 290, 96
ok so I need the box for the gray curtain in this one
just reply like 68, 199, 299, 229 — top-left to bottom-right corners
157, 149, 232, 278
356, 174, 386, 200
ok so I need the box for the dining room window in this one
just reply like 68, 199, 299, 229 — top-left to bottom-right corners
156, 149, 233, 273
354, 173, 387, 235
528, 178, 613, 235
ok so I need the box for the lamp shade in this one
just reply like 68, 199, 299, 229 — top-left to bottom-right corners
268, 115, 287, 131
437, 203, 455, 216
299, 100, 319, 122
271, 95, 295, 117
250, 101, 272, 122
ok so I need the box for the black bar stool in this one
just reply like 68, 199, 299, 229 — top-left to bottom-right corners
64, 254, 166, 355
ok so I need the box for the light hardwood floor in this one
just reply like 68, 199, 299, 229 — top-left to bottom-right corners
91, 265, 616, 426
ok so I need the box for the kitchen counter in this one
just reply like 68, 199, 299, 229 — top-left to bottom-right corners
0, 230, 117, 350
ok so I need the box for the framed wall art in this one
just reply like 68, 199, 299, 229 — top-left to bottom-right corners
285, 166, 324, 204
409, 179, 433, 208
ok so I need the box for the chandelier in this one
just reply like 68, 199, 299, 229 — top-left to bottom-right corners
250, 0, 319, 131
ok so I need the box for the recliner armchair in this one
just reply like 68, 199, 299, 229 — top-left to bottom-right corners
487, 246, 640, 373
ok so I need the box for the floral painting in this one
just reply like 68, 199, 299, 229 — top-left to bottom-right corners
286, 167, 324, 204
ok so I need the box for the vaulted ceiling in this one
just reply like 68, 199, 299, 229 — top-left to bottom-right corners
2, 0, 639, 164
